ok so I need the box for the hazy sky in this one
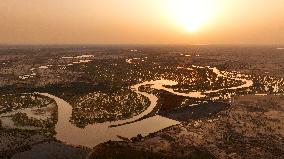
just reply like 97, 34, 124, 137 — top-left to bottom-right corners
0, 0, 283, 45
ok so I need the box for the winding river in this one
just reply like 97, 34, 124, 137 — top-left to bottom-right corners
0, 67, 254, 148
40, 84, 179, 148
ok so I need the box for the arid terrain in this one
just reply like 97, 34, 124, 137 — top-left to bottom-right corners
0, 45, 283, 159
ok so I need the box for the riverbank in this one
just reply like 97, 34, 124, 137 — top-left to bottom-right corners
88, 94, 284, 158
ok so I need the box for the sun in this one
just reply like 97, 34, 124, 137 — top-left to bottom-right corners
167, 0, 217, 32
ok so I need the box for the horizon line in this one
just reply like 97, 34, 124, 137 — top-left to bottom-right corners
0, 43, 283, 47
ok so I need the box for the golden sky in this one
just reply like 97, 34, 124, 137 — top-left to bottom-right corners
0, 0, 283, 45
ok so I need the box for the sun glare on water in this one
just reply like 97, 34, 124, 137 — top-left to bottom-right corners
167, 0, 218, 33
